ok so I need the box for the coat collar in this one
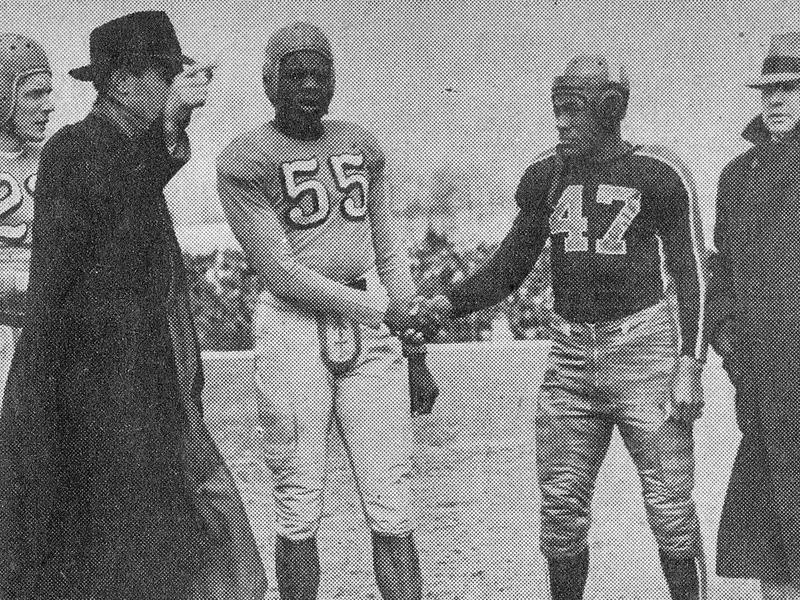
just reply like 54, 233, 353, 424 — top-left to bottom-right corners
742, 114, 800, 146
739, 114, 800, 199
90, 94, 151, 138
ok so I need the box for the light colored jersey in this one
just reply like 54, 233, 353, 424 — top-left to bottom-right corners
0, 144, 38, 326
0, 145, 37, 265
0, 144, 38, 392
217, 120, 414, 327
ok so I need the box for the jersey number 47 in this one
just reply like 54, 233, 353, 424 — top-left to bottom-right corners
550, 184, 641, 255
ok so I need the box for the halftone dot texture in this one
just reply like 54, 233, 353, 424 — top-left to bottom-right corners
262, 22, 335, 102
5, 0, 799, 598
0, 33, 49, 124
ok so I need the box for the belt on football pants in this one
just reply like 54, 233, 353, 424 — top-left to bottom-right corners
554, 300, 667, 338
315, 277, 367, 375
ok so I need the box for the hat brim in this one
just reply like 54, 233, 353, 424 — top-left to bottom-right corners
747, 72, 800, 88
69, 54, 194, 82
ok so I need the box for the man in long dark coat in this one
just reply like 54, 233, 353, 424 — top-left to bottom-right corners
707, 32, 800, 600
0, 11, 265, 600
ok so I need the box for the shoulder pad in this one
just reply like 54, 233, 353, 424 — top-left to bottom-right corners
516, 148, 561, 211
216, 129, 268, 180
634, 144, 698, 197
331, 119, 385, 171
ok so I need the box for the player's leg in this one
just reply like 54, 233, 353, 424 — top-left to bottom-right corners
252, 296, 335, 600
537, 391, 613, 600
536, 324, 614, 600
335, 327, 420, 600
607, 302, 706, 600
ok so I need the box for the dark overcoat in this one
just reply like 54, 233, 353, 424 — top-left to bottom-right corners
0, 106, 265, 599
707, 116, 800, 582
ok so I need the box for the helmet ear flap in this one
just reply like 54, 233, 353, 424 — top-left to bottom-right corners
595, 85, 628, 122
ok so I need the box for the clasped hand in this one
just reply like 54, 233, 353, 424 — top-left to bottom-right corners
383, 294, 452, 344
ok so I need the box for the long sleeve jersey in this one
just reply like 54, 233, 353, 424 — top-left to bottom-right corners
217, 120, 414, 327
450, 143, 707, 359
0, 144, 40, 325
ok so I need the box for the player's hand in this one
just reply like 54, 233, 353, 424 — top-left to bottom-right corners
407, 353, 439, 416
163, 62, 216, 140
384, 295, 449, 343
669, 355, 704, 424
384, 297, 422, 342
712, 319, 742, 386
422, 295, 453, 332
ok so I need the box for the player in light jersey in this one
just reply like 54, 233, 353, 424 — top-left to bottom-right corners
0, 35, 53, 396
428, 56, 709, 599
217, 23, 436, 600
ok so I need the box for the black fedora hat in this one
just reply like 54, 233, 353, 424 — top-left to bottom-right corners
69, 10, 193, 81
748, 33, 800, 88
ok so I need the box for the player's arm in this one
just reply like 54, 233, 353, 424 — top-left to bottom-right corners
656, 161, 708, 363
365, 151, 415, 305
367, 147, 439, 415
216, 159, 387, 328
365, 154, 430, 334
654, 154, 708, 422
446, 164, 552, 318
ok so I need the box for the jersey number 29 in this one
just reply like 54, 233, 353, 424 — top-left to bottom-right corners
549, 184, 641, 255
0, 172, 31, 244
281, 154, 368, 229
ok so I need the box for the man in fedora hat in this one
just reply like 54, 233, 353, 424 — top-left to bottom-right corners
0, 34, 54, 403
0, 11, 265, 600
707, 32, 800, 600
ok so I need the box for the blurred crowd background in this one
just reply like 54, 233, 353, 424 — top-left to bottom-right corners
19, 0, 776, 351
186, 231, 555, 351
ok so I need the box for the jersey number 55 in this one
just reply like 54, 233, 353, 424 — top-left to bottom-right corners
280, 154, 368, 229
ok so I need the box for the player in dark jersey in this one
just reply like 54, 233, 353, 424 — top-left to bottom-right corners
427, 56, 708, 599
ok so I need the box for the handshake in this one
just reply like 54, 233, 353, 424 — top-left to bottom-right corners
383, 294, 454, 345
382, 294, 454, 417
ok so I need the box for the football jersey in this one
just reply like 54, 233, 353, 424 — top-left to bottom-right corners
217, 120, 413, 326
449, 142, 706, 359
517, 144, 706, 358
0, 144, 38, 325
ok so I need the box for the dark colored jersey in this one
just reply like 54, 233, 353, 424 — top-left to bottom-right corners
450, 143, 707, 359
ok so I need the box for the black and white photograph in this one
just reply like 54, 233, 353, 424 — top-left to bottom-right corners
0, 1, 797, 598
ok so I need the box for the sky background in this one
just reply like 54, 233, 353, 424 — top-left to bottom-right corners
7, 0, 800, 251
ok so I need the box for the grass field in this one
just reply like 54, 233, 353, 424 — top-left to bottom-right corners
201, 342, 760, 600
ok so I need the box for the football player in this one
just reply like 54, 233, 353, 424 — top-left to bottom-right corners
217, 22, 436, 600
428, 56, 709, 599
0, 34, 53, 397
